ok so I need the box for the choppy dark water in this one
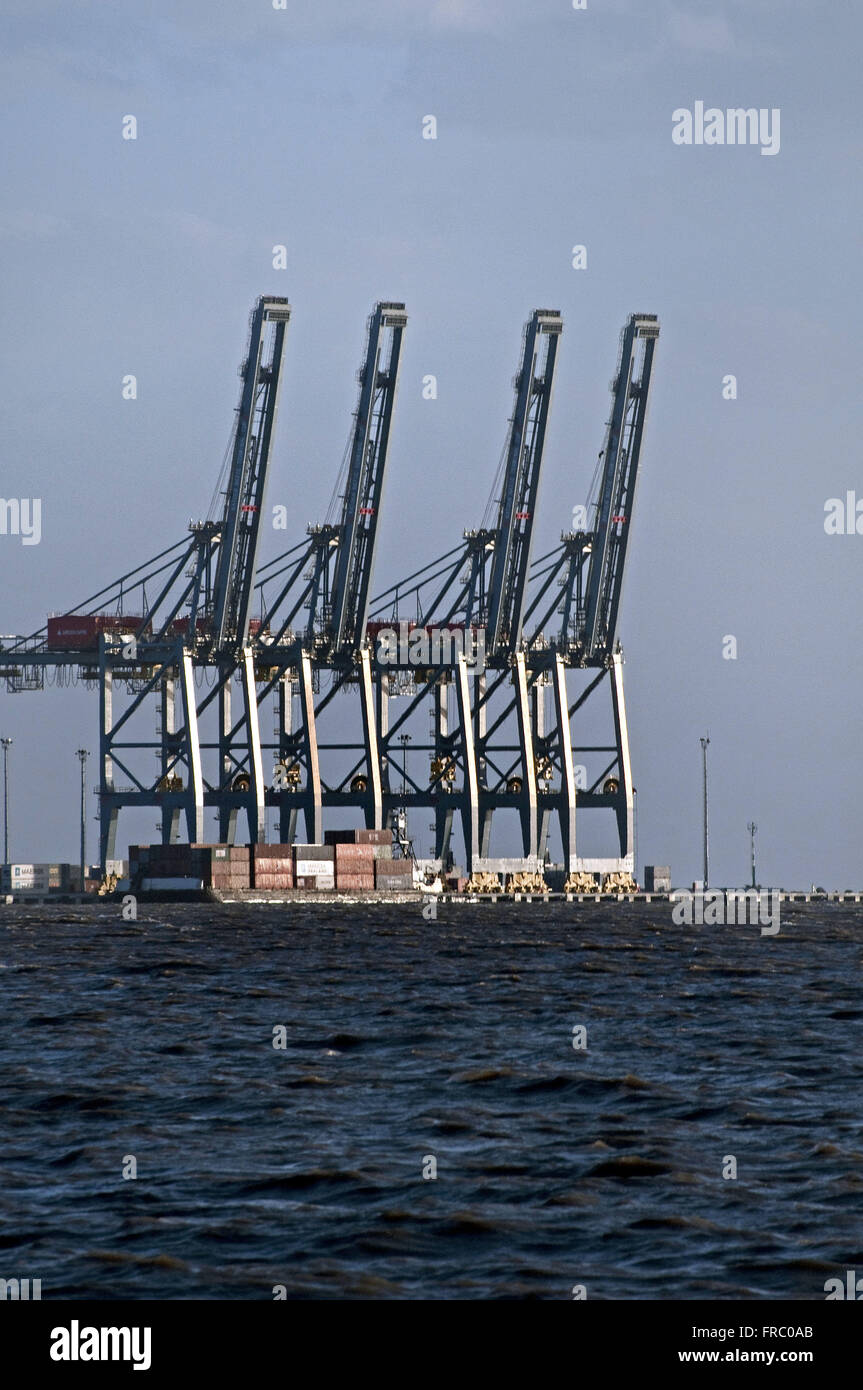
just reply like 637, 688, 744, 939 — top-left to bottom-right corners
1, 901, 861, 1300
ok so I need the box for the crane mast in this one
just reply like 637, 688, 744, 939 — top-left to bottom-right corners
485, 309, 562, 657
582, 313, 659, 660
328, 301, 407, 654
211, 296, 292, 652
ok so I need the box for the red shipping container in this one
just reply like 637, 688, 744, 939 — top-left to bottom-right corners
336, 874, 375, 891
375, 857, 412, 879
251, 858, 292, 881
252, 857, 293, 879
47, 614, 148, 650
356, 828, 391, 845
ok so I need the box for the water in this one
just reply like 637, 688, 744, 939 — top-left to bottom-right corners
1, 901, 861, 1299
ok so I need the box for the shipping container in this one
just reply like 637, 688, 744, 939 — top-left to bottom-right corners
295, 858, 336, 878
333, 843, 375, 860
46, 614, 150, 651
375, 856, 412, 879
292, 844, 334, 861
356, 828, 391, 846
335, 874, 375, 892
324, 828, 391, 846
376, 875, 417, 891
251, 860, 293, 888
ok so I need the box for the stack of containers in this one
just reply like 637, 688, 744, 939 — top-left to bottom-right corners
375, 855, 414, 891
204, 846, 249, 892
292, 843, 335, 890
251, 844, 294, 890
0, 863, 75, 893
325, 828, 396, 892
129, 844, 250, 890
332, 840, 375, 892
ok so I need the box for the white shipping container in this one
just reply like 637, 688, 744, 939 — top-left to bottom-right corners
294, 860, 332, 877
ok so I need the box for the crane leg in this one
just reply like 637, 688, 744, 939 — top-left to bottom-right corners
98, 646, 118, 871
298, 653, 321, 844
514, 652, 538, 860
610, 653, 634, 869
552, 655, 577, 873
180, 651, 204, 844
278, 672, 298, 845
359, 649, 383, 829
218, 672, 237, 845
433, 676, 452, 862
455, 655, 480, 872
160, 672, 181, 845
242, 649, 266, 844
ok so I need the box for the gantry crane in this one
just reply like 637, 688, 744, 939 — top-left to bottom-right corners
0, 300, 659, 880
240, 302, 407, 842
355, 311, 660, 874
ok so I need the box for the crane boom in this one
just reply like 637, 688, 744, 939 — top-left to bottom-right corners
329, 302, 407, 654
212, 296, 292, 651
485, 309, 562, 656
582, 313, 659, 659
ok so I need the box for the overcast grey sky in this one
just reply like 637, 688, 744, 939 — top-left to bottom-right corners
1, 0, 861, 885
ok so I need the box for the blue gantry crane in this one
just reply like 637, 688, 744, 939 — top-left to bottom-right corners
0, 299, 659, 885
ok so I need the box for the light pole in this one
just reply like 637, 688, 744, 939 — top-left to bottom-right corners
76, 749, 89, 892
747, 821, 757, 889
1, 737, 12, 864
700, 735, 710, 889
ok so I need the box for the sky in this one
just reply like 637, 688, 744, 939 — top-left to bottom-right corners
0, 0, 861, 886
